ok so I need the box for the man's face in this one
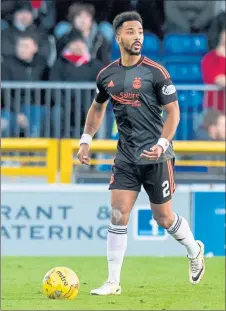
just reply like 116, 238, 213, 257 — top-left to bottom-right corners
116, 21, 144, 56
15, 10, 33, 27
74, 11, 93, 32
68, 40, 90, 58
16, 38, 38, 61
216, 115, 226, 140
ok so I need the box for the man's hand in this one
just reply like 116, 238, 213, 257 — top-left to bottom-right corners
77, 144, 90, 165
17, 113, 29, 128
140, 145, 163, 161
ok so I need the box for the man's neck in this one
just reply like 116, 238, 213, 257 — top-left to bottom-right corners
216, 45, 226, 57
83, 29, 90, 38
120, 53, 141, 67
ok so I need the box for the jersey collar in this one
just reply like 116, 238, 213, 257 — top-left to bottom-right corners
119, 55, 144, 69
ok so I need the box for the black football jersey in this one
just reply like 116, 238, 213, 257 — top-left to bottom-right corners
95, 56, 178, 164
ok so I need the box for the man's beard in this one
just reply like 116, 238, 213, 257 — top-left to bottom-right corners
121, 39, 142, 56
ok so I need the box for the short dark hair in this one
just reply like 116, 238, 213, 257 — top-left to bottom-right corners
113, 11, 143, 33
68, 3, 95, 22
17, 33, 39, 46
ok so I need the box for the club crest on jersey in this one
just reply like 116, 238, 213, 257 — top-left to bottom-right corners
133, 77, 142, 89
162, 84, 176, 95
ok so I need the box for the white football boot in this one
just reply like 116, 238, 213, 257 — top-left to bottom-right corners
90, 281, 121, 295
188, 240, 205, 284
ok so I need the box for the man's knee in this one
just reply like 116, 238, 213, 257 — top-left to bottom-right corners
111, 206, 129, 225
153, 214, 174, 229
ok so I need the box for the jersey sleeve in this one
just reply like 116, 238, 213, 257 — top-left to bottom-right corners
94, 72, 109, 104
154, 68, 178, 106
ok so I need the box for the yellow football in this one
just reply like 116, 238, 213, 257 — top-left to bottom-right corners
42, 267, 80, 300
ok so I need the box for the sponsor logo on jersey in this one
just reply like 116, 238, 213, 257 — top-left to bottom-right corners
108, 80, 115, 88
133, 77, 142, 89
96, 87, 99, 94
111, 93, 141, 107
162, 84, 176, 95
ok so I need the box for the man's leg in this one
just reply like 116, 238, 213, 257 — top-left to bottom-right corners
151, 200, 205, 284
91, 159, 141, 295
91, 189, 138, 295
143, 159, 205, 284
107, 189, 138, 285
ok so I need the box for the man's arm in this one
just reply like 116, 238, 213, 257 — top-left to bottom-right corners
77, 71, 110, 165
161, 100, 180, 142
141, 68, 179, 160
83, 99, 108, 137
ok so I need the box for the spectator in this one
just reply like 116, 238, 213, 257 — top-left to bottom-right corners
202, 28, 226, 112
1, 35, 47, 137
164, 1, 215, 34
30, 0, 56, 33
136, 0, 164, 39
1, 3, 54, 66
194, 109, 225, 142
49, 37, 103, 137
191, 109, 225, 174
55, 3, 111, 65
207, 11, 226, 49
50, 38, 103, 82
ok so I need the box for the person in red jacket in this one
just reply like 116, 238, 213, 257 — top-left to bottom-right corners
201, 28, 226, 112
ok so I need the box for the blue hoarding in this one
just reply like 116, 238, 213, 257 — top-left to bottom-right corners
193, 192, 225, 256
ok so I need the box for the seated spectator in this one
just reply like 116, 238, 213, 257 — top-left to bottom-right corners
136, 0, 164, 39
30, 0, 56, 33
1, 3, 54, 66
164, 1, 215, 34
1, 35, 47, 137
49, 37, 104, 137
50, 37, 103, 82
194, 109, 225, 141
55, 3, 111, 65
191, 109, 225, 174
202, 28, 226, 112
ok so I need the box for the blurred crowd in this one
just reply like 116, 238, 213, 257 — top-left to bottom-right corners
1, 0, 225, 141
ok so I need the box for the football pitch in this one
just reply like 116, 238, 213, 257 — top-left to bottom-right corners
1, 257, 225, 310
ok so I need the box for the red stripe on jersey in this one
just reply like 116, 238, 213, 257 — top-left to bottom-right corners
96, 59, 120, 80
143, 57, 170, 79
167, 160, 175, 195
144, 57, 170, 78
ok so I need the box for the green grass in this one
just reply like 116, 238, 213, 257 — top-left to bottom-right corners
1, 257, 225, 310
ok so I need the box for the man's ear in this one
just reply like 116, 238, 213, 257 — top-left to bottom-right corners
116, 34, 121, 44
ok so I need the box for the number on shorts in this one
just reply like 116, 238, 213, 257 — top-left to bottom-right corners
162, 180, 170, 198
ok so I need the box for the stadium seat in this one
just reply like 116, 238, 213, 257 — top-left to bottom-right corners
163, 34, 208, 63
175, 90, 204, 140
163, 33, 208, 55
165, 62, 203, 83
178, 91, 203, 109
142, 33, 161, 57
111, 38, 121, 61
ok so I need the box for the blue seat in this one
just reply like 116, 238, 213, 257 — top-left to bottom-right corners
165, 62, 203, 83
111, 39, 120, 61
175, 91, 204, 140
178, 91, 203, 109
142, 33, 161, 56
163, 33, 208, 56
